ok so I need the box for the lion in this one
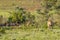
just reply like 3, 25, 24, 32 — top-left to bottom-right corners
47, 18, 53, 29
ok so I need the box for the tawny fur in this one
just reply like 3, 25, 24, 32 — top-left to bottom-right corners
47, 18, 53, 29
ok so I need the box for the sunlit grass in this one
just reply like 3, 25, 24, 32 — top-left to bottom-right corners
0, 11, 10, 18
0, 28, 60, 40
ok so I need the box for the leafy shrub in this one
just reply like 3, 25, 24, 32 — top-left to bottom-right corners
8, 7, 35, 26
35, 0, 60, 28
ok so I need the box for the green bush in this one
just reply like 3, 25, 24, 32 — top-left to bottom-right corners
8, 7, 35, 26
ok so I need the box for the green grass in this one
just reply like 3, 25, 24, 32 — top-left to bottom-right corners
0, 0, 60, 40
0, 27, 60, 40
0, 11, 10, 18
0, 11, 59, 40
0, 11, 60, 40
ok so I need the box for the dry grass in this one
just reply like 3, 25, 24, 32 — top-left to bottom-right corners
0, 0, 41, 11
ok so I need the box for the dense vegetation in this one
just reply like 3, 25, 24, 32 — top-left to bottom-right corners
0, 0, 60, 28
0, 0, 60, 40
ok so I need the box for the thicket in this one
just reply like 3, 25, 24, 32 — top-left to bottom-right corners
8, 7, 35, 26
36, 0, 60, 28
0, 0, 60, 29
